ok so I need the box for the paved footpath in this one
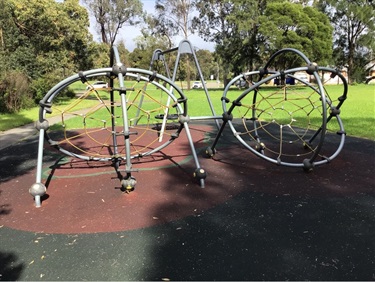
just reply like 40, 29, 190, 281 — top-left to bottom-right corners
0, 123, 38, 151
0, 113, 84, 151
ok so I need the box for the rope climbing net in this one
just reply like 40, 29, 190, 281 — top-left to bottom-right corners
30, 45, 348, 207
30, 46, 206, 207
207, 48, 347, 170
44, 69, 185, 161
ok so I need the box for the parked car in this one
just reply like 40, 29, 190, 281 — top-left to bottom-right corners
235, 78, 249, 89
274, 74, 309, 85
274, 78, 287, 85
295, 74, 309, 84
86, 81, 108, 90
192, 81, 203, 89
274, 77, 296, 85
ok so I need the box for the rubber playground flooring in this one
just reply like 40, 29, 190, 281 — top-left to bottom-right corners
0, 122, 374, 281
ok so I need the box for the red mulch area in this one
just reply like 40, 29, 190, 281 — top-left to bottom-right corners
1, 124, 244, 234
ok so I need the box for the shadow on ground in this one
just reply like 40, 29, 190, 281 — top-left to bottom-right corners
142, 124, 375, 280
143, 190, 374, 280
0, 122, 373, 280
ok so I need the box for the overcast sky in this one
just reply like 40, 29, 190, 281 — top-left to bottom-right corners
88, 0, 215, 51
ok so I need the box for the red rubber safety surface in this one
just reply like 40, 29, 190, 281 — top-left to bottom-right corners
0, 124, 374, 235
0, 124, 244, 234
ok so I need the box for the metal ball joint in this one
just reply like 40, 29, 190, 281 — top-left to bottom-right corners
29, 183, 47, 208
178, 114, 190, 124
29, 183, 47, 197
302, 159, 314, 172
205, 147, 216, 158
194, 168, 207, 180
35, 119, 49, 131
255, 142, 265, 152
121, 177, 137, 193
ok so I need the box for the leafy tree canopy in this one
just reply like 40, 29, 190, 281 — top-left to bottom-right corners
84, 0, 143, 47
316, 0, 375, 82
193, 0, 333, 81
259, 2, 333, 67
1, 0, 92, 77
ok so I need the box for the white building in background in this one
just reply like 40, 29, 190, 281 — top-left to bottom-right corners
317, 68, 348, 85
365, 60, 375, 84
294, 69, 348, 85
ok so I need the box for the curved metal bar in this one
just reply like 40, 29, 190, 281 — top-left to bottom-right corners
263, 48, 312, 70
306, 66, 347, 148
39, 67, 188, 108
32, 55, 206, 206
41, 68, 187, 158
32, 46, 348, 206
215, 64, 344, 168
319, 67, 348, 110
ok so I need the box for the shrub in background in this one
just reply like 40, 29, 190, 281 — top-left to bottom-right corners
0, 71, 34, 113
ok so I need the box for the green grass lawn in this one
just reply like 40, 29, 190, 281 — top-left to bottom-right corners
184, 84, 375, 140
0, 96, 100, 131
0, 83, 374, 140
337, 84, 375, 139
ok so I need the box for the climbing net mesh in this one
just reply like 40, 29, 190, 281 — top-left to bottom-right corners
223, 70, 346, 164
46, 74, 183, 161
